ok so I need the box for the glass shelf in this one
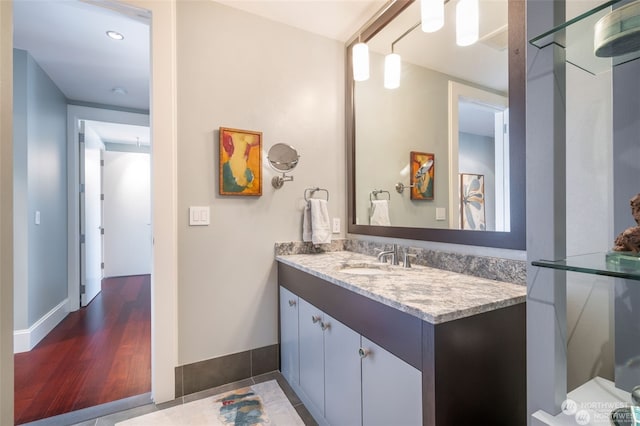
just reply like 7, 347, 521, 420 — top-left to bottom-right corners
529, 0, 640, 75
532, 252, 640, 281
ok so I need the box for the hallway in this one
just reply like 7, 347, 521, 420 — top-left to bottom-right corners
14, 275, 151, 425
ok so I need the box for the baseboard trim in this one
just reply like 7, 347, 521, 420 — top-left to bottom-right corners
174, 344, 279, 398
14, 298, 69, 353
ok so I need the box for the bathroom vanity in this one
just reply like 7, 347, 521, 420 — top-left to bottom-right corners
276, 251, 527, 426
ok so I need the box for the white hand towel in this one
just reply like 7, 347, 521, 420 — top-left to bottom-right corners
370, 199, 391, 226
302, 202, 312, 242
309, 199, 331, 245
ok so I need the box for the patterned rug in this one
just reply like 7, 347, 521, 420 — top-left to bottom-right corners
117, 380, 304, 425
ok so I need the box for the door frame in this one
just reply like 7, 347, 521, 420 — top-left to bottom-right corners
1, 0, 178, 416
447, 81, 508, 230
67, 106, 149, 313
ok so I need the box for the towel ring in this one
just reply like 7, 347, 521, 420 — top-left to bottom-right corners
370, 189, 390, 202
304, 187, 329, 202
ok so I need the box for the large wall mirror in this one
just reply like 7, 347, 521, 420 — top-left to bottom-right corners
346, 0, 525, 249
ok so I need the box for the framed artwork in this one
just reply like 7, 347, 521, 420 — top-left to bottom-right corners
460, 173, 486, 230
219, 127, 262, 196
410, 152, 435, 200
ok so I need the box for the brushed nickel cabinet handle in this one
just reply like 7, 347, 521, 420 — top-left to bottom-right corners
358, 347, 371, 359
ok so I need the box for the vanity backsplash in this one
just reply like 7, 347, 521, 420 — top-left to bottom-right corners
274, 239, 526, 286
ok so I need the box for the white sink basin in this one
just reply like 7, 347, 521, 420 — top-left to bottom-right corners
338, 262, 393, 275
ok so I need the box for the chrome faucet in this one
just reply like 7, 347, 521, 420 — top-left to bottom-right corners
377, 244, 400, 265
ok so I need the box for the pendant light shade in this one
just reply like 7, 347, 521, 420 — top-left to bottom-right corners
421, 0, 445, 33
456, 0, 479, 46
352, 42, 370, 81
384, 53, 401, 89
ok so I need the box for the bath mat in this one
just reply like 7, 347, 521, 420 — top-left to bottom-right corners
116, 380, 304, 425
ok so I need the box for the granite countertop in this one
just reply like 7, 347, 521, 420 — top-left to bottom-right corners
276, 251, 526, 324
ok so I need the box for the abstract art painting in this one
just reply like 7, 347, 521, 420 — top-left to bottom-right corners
460, 173, 486, 230
219, 127, 262, 196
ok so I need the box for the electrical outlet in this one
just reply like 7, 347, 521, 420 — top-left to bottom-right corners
332, 218, 341, 233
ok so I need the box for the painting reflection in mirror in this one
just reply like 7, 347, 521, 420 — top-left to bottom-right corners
353, 0, 509, 232
410, 152, 434, 201
460, 173, 485, 230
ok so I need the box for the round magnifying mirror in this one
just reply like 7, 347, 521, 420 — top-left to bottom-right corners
268, 143, 299, 172
268, 143, 300, 188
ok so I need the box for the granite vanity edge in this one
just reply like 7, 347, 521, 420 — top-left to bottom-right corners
275, 255, 526, 325
274, 240, 347, 255
274, 239, 526, 286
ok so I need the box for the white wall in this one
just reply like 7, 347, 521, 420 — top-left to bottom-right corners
565, 63, 614, 391
176, 0, 345, 365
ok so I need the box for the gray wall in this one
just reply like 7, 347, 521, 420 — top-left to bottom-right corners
13, 49, 28, 330
459, 132, 496, 231
354, 53, 451, 228
176, 1, 346, 365
612, 54, 640, 392
1, 1, 15, 422
13, 49, 68, 328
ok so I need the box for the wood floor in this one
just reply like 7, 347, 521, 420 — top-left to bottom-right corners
14, 275, 151, 425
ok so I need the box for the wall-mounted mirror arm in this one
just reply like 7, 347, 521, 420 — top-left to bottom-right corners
272, 173, 294, 189
395, 182, 415, 194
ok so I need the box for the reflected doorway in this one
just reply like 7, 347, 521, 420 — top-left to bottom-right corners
448, 81, 509, 231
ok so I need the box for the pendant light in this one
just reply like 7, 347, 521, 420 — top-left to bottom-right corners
421, 0, 444, 33
352, 40, 370, 82
456, 0, 479, 46
384, 53, 401, 89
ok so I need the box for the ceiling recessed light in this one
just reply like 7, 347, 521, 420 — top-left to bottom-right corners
111, 87, 127, 95
106, 30, 124, 41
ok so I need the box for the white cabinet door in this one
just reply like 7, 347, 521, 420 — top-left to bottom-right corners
279, 287, 299, 386
298, 298, 325, 416
361, 337, 422, 426
324, 313, 362, 426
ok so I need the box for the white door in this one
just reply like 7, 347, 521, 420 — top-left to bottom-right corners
361, 337, 422, 426
298, 298, 325, 416
279, 287, 299, 386
324, 313, 362, 426
79, 121, 104, 306
103, 151, 151, 277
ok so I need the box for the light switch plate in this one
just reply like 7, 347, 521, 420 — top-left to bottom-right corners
435, 207, 446, 221
189, 206, 210, 226
332, 218, 341, 233
35, 211, 41, 225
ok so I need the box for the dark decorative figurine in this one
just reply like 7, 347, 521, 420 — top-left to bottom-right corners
613, 194, 640, 253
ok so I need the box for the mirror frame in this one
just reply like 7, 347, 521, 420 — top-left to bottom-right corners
346, 0, 525, 250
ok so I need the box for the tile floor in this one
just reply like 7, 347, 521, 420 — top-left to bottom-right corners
22, 371, 316, 426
